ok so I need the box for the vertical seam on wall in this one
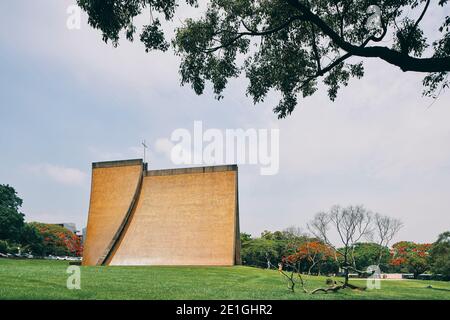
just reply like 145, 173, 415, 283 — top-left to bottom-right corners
81, 165, 96, 266
234, 168, 241, 265
96, 164, 145, 265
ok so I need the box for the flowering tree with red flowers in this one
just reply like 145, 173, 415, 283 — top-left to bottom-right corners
288, 241, 334, 275
390, 241, 432, 278
30, 222, 83, 257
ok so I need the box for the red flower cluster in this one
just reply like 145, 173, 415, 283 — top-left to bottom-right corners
390, 241, 432, 275
33, 223, 83, 256
288, 241, 334, 264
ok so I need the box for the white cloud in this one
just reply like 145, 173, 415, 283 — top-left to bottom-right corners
154, 138, 175, 159
88, 146, 125, 161
26, 163, 88, 186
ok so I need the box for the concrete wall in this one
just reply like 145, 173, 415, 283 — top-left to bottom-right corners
82, 160, 143, 266
83, 161, 240, 266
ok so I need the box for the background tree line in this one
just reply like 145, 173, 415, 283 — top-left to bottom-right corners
0, 184, 82, 257
241, 206, 449, 281
1, 183, 448, 279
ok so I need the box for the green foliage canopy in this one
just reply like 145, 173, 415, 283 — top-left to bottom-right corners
0, 184, 25, 242
78, 0, 450, 117
30, 222, 83, 257
0, 184, 82, 256
390, 241, 432, 278
430, 231, 450, 280
351, 242, 390, 271
240, 229, 309, 267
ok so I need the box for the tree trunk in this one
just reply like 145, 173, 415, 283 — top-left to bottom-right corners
308, 261, 317, 275
344, 267, 349, 286
343, 248, 349, 287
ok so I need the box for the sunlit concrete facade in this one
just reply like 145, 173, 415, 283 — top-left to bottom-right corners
82, 159, 240, 266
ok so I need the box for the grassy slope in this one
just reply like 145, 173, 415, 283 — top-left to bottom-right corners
0, 259, 449, 300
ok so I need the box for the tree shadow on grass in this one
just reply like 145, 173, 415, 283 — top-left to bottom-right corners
426, 287, 450, 292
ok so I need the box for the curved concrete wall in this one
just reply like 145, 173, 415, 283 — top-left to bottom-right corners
83, 161, 240, 266
82, 160, 143, 266
109, 169, 238, 266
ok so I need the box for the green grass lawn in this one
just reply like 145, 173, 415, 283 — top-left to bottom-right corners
0, 258, 449, 300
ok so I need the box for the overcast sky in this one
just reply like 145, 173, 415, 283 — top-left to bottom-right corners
1, 1, 449, 244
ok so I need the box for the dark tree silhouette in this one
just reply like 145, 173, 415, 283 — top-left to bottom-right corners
78, 0, 450, 117
0, 184, 25, 242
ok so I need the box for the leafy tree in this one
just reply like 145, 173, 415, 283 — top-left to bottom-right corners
0, 240, 8, 253
241, 237, 283, 267
31, 223, 83, 257
261, 228, 307, 242
20, 223, 45, 256
260, 230, 276, 240
430, 231, 450, 280
351, 242, 390, 271
240, 232, 252, 243
0, 185, 82, 257
288, 241, 335, 274
0, 184, 25, 242
390, 241, 432, 278
241, 228, 310, 268
0, 240, 22, 254
78, 0, 450, 118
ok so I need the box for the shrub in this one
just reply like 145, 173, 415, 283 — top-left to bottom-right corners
0, 239, 8, 253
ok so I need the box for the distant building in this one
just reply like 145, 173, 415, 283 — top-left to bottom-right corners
54, 223, 77, 234
82, 227, 86, 244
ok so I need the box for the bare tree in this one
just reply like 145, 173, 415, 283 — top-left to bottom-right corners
279, 205, 403, 294
373, 213, 403, 265
283, 226, 306, 238
308, 205, 373, 288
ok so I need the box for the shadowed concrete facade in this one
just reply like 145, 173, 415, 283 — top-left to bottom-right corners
82, 159, 240, 266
